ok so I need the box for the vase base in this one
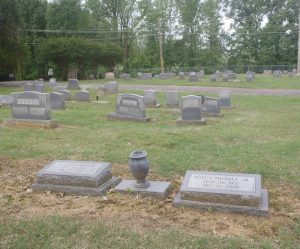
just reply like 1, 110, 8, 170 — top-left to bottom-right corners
135, 180, 150, 188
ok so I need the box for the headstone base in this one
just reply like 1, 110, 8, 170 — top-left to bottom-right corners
32, 176, 121, 196
115, 180, 171, 199
146, 104, 160, 108
173, 189, 269, 216
176, 118, 206, 125
4, 118, 58, 129
202, 112, 223, 117
108, 113, 150, 122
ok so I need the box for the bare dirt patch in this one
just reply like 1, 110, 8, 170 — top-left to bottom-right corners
0, 157, 299, 240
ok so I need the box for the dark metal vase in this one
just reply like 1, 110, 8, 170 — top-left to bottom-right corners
129, 150, 150, 188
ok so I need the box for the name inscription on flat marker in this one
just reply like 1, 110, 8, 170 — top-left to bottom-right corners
44, 161, 101, 176
187, 173, 256, 193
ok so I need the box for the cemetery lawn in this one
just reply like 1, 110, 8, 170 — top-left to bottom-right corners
80, 74, 300, 90
0, 88, 299, 248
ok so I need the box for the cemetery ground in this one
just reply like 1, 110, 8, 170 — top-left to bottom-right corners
0, 87, 299, 248
80, 74, 300, 90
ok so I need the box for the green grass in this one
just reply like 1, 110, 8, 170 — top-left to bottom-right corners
0, 87, 299, 248
0, 90, 299, 186
78, 74, 300, 90
0, 216, 294, 249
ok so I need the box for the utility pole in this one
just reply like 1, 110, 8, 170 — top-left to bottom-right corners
159, 30, 165, 73
298, 8, 300, 73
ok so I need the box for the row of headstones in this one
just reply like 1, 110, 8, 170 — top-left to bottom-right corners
32, 155, 269, 216
108, 91, 232, 124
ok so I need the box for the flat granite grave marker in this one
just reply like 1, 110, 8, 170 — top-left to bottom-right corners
68, 79, 80, 89
49, 92, 65, 110
32, 160, 121, 196
115, 151, 171, 199
176, 95, 206, 125
173, 171, 269, 216
4, 91, 57, 128
108, 93, 150, 122
166, 91, 179, 107
202, 97, 222, 117
144, 90, 160, 107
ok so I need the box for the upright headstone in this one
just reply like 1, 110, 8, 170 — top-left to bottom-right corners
211, 74, 217, 82
4, 91, 57, 128
246, 71, 255, 82
228, 73, 237, 80
105, 72, 115, 79
223, 74, 229, 82
137, 72, 142, 78
68, 79, 80, 89
59, 90, 71, 101
202, 97, 222, 117
173, 171, 269, 216
35, 83, 45, 93
219, 91, 232, 109
176, 95, 206, 125
49, 92, 65, 110
24, 83, 35, 91
179, 72, 185, 80
189, 72, 198, 82
75, 91, 90, 102
104, 81, 118, 94
49, 78, 57, 87
0, 95, 12, 106
166, 91, 179, 107
108, 94, 150, 122
144, 90, 159, 107
32, 160, 121, 196
273, 70, 282, 78
48, 68, 54, 77
120, 73, 131, 80
140, 73, 153, 80
197, 70, 205, 78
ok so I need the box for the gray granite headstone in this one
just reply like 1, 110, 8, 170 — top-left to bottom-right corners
177, 95, 206, 125
179, 72, 185, 79
35, 83, 45, 93
273, 70, 282, 78
108, 93, 150, 122
189, 72, 198, 82
68, 79, 80, 89
59, 90, 71, 101
104, 81, 118, 94
211, 74, 217, 82
0, 95, 12, 106
223, 74, 229, 82
24, 83, 35, 91
75, 91, 90, 102
49, 78, 56, 87
11, 91, 51, 120
140, 73, 152, 80
49, 92, 65, 110
120, 73, 131, 80
202, 97, 222, 117
32, 160, 121, 196
166, 91, 179, 107
144, 90, 159, 107
228, 73, 236, 80
173, 171, 269, 216
197, 70, 205, 78
246, 72, 255, 82
219, 91, 232, 108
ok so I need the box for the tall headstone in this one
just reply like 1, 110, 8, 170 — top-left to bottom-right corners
108, 94, 150, 122
144, 90, 159, 107
32, 160, 121, 196
49, 92, 65, 110
75, 91, 90, 102
202, 97, 222, 117
189, 72, 198, 82
166, 91, 179, 107
4, 91, 57, 128
173, 171, 269, 216
219, 91, 232, 109
68, 79, 80, 89
176, 95, 206, 125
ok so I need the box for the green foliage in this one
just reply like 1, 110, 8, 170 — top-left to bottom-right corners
35, 37, 122, 79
